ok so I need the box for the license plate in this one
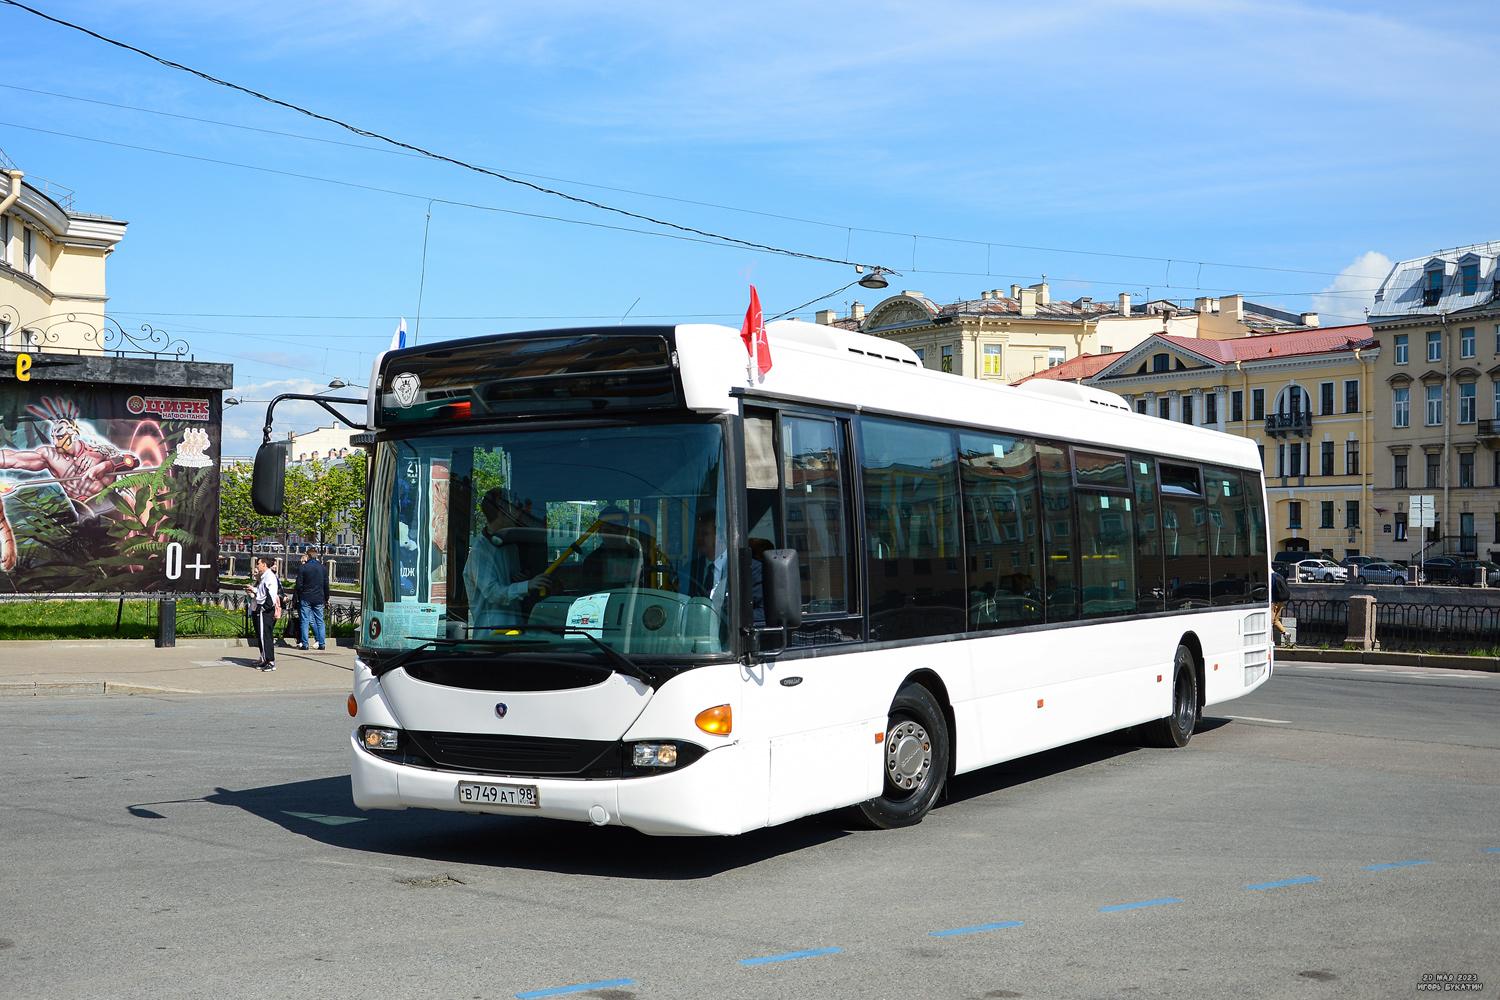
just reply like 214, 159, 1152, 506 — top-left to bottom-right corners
457, 782, 539, 808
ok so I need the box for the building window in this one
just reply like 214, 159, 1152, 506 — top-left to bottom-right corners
1462, 327, 1476, 358
1426, 452, 1441, 488
23, 227, 34, 278
1181, 395, 1194, 425
1205, 392, 1217, 425
1425, 270, 1443, 305
1346, 501, 1360, 529
982, 343, 1002, 375
1289, 442, 1302, 478
1288, 501, 1302, 529
1320, 501, 1335, 528
1393, 453, 1407, 489
1321, 440, 1335, 476
1047, 347, 1065, 368
1393, 387, 1410, 427
1231, 390, 1243, 422
1158, 397, 1171, 420
1319, 381, 1334, 415
941, 345, 953, 373
1153, 353, 1170, 372
1394, 334, 1408, 365
1428, 331, 1442, 362
1460, 382, 1477, 423
1460, 451, 1475, 488
1277, 444, 1286, 478
1135, 398, 1146, 415
913, 348, 925, 362
1495, 452, 1500, 487
1258, 444, 1265, 470
1461, 512, 1476, 555
1344, 379, 1359, 414
1426, 384, 1443, 426
1346, 439, 1359, 476
1252, 388, 1265, 420
0, 215, 8, 267
1286, 385, 1304, 414
1395, 513, 1408, 541
1463, 264, 1479, 296
1100, 346, 1113, 354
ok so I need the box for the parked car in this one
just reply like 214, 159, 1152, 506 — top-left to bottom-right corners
1340, 555, 1374, 571
1272, 552, 1310, 575
1453, 560, 1500, 586
1358, 561, 1415, 585
1421, 556, 1459, 584
1296, 558, 1348, 582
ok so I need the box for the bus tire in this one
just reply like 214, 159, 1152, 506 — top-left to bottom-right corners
1143, 645, 1198, 748
857, 683, 951, 830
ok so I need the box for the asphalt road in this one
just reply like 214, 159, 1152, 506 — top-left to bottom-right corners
3, 661, 1497, 1000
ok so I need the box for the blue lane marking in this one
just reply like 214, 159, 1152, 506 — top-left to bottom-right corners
1246, 877, 1321, 890
738, 947, 844, 966
235, 710, 280, 714
1098, 898, 1181, 912
143, 713, 188, 717
516, 979, 636, 999
930, 920, 1023, 937
1364, 859, 1432, 870
47, 716, 94, 721
1485, 848, 1500, 854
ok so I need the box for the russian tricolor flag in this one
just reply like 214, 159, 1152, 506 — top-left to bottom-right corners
390, 317, 407, 352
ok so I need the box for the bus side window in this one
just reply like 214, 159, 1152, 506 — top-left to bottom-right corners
860, 417, 965, 641
1073, 450, 1135, 620
1160, 462, 1210, 610
780, 415, 851, 617
1241, 469, 1268, 600
959, 432, 1043, 629
1036, 443, 1079, 623
1130, 455, 1164, 614
1205, 466, 1250, 606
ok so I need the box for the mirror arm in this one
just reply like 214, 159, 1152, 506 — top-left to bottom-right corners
260, 393, 367, 444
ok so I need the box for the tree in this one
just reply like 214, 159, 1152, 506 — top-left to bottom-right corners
219, 462, 277, 541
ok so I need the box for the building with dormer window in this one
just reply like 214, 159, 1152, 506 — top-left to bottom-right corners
1369, 242, 1500, 562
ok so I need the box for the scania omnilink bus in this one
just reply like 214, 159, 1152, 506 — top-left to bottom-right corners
341, 321, 1272, 835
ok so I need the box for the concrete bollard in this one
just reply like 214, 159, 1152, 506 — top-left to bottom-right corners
1346, 593, 1376, 651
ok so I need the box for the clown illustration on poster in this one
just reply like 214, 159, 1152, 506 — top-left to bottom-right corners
0, 384, 220, 592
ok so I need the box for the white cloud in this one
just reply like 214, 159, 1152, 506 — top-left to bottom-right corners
1314, 251, 1392, 326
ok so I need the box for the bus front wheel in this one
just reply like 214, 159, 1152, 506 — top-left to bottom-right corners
857, 683, 951, 830
1143, 645, 1199, 748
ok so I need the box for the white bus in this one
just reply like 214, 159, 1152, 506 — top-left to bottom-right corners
345, 321, 1272, 835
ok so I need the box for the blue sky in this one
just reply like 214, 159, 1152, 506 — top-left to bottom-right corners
3, 0, 1498, 447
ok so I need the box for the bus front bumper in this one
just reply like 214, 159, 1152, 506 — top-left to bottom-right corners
349, 731, 756, 837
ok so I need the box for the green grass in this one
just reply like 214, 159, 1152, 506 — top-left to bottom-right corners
0, 599, 355, 641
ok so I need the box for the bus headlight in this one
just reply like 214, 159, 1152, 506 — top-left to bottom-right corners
360, 727, 400, 751
632, 743, 678, 767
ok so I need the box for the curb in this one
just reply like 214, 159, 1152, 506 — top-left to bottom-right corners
0, 637, 358, 649
1276, 647, 1500, 672
0, 679, 351, 698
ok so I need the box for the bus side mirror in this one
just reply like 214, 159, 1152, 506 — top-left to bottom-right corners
252, 441, 287, 516
761, 549, 803, 629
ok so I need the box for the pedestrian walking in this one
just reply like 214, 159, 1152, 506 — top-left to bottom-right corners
245, 556, 282, 669
296, 548, 330, 651
1270, 568, 1290, 645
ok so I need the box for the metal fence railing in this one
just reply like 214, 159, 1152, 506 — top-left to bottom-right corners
1286, 598, 1500, 654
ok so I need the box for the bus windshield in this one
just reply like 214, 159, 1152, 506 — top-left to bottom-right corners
362, 422, 730, 657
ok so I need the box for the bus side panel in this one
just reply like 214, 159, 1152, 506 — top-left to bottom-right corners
767, 721, 884, 827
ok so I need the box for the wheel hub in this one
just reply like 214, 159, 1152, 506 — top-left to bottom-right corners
885, 720, 932, 790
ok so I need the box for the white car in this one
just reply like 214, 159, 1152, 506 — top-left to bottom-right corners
1296, 558, 1347, 582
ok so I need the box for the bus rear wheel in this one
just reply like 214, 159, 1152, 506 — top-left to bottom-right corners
857, 683, 951, 830
1142, 645, 1198, 748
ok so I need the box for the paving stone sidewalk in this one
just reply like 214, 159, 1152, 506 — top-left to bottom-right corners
0, 638, 356, 697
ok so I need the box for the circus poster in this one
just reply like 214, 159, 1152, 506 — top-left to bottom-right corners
0, 383, 221, 593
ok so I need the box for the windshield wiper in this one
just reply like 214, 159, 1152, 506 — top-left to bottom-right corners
367, 636, 549, 678
482, 625, 656, 685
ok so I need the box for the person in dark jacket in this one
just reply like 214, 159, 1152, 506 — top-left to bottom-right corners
295, 549, 330, 650
1270, 569, 1290, 644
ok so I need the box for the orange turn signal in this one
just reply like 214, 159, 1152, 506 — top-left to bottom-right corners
695, 704, 732, 735
347, 694, 357, 717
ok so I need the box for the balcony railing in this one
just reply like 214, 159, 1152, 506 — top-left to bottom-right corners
1264, 410, 1314, 435
1422, 287, 1442, 306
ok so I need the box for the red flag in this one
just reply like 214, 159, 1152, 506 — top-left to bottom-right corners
740, 285, 772, 377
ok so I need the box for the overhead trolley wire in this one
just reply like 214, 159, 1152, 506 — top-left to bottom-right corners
0, 0, 873, 270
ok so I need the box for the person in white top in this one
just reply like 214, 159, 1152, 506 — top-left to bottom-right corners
463, 490, 551, 632
245, 556, 282, 669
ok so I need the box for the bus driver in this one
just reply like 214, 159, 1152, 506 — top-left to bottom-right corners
463, 489, 551, 630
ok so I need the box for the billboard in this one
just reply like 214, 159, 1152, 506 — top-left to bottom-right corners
0, 383, 220, 593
